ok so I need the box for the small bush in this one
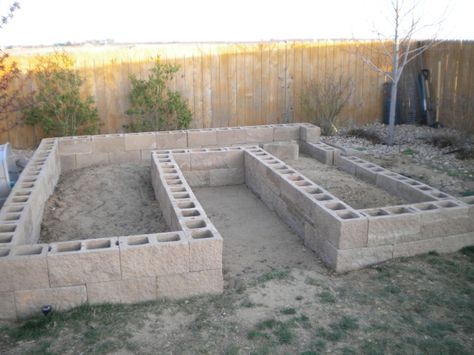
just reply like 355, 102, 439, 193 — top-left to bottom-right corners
125, 58, 192, 132
23, 52, 99, 137
301, 72, 353, 136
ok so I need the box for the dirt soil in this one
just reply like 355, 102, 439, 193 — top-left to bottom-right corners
3, 152, 472, 354
285, 154, 406, 209
39, 163, 169, 243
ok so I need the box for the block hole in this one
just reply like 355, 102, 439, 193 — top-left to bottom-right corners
314, 194, 333, 201
191, 229, 213, 239
178, 201, 195, 209
13, 245, 43, 256
167, 180, 183, 185
13, 197, 28, 203
0, 234, 13, 243
418, 186, 432, 191
56, 242, 82, 252
15, 191, 32, 197
288, 175, 304, 181
170, 186, 186, 193
365, 209, 389, 217
372, 168, 384, 172
172, 150, 186, 153
416, 203, 438, 211
432, 192, 448, 198
159, 159, 172, 163
437, 201, 458, 208
7, 206, 24, 213
0, 224, 16, 233
157, 233, 180, 242
0, 248, 10, 256
387, 207, 412, 214
127, 236, 149, 246
294, 180, 311, 187
185, 219, 207, 229
2, 213, 21, 221
163, 168, 177, 174
173, 193, 190, 200
21, 183, 35, 189
181, 209, 201, 217
325, 202, 347, 211
304, 187, 323, 194
336, 211, 360, 220
86, 239, 111, 250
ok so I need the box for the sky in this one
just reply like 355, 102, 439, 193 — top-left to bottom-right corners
0, 0, 471, 46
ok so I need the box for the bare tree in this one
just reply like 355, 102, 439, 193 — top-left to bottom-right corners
359, 0, 444, 145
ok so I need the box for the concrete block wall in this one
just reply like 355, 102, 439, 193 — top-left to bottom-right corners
55, 123, 318, 171
0, 139, 60, 248
245, 147, 474, 272
0, 231, 223, 320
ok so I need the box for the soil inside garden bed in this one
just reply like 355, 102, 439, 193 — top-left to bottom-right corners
39, 162, 169, 243
284, 153, 407, 209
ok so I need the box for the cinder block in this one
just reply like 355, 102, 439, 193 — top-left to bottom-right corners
355, 163, 378, 184
299, 124, 321, 143
76, 152, 109, 168
304, 222, 338, 269
156, 130, 188, 149
460, 196, 474, 218
124, 132, 156, 151
188, 228, 223, 271
183, 170, 210, 187
119, 233, 189, 279
92, 134, 125, 153
245, 126, 274, 143
15, 285, 87, 319
0, 245, 50, 292
188, 129, 218, 148
190, 150, 243, 171
58, 137, 92, 155
335, 245, 394, 273
0, 291, 16, 320
300, 142, 334, 164
417, 201, 472, 239
375, 172, 400, 195
157, 269, 223, 299
274, 124, 300, 141
362, 207, 422, 246
108, 150, 141, 164
59, 154, 76, 172
171, 152, 191, 171
216, 128, 246, 145
87, 277, 157, 305
210, 168, 245, 186
393, 232, 474, 258
263, 142, 299, 160
47, 238, 121, 287
309, 204, 369, 249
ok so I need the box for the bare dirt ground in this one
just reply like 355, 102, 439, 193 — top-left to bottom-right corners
39, 163, 169, 243
1, 148, 473, 354
285, 154, 406, 209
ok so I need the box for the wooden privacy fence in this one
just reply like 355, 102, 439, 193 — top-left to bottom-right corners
2, 40, 474, 148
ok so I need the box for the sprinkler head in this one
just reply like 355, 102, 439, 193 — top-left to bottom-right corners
41, 305, 52, 316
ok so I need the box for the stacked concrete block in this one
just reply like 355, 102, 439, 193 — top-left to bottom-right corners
244, 125, 274, 143
299, 123, 321, 143
0, 139, 60, 247
156, 130, 188, 149
300, 141, 340, 165
262, 141, 299, 161
187, 129, 218, 148
273, 124, 301, 141
216, 127, 246, 146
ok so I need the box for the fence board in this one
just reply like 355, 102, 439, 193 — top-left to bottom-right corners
2, 40, 473, 148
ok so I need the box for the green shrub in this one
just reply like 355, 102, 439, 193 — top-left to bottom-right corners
125, 58, 192, 132
23, 51, 99, 137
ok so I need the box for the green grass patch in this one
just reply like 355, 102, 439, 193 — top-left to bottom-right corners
280, 307, 297, 315
318, 291, 336, 304
257, 269, 291, 283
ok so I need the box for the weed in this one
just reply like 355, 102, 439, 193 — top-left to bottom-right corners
280, 307, 297, 315
460, 246, 474, 261
256, 319, 279, 330
462, 190, 474, 197
290, 314, 312, 329
295, 295, 304, 301
247, 329, 269, 340
402, 148, 417, 156
304, 276, 321, 286
337, 316, 359, 331
273, 323, 294, 344
240, 298, 256, 308
224, 344, 241, 355
257, 269, 291, 283
318, 291, 336, 304
317, 326, 343, 341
